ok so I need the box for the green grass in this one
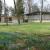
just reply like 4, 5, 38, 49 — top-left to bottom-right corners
0, 32, 50, 50
0, 23, 50, 34
0, 23, 50, 50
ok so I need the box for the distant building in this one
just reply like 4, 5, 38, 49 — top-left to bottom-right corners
0, 16, 23, 23
0, 11, 50, 23
25, 11, 50, 22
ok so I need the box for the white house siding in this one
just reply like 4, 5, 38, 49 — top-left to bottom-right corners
28, 15, 50, 22
1, 15, 50, 23
1, 17, 5, 23
28, 15, 40, 22
20, 19, 23, 23
12, 17, 18, 24
0, 16, 22, 24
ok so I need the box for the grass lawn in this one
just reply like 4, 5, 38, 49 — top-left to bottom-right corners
0, 23, 50, 35
0, 23, 50, 50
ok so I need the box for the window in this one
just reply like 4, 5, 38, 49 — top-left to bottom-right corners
9, 17, 12, 21
0, 17, 1, 22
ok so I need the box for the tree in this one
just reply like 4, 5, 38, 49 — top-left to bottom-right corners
13, 0, 16, 16
14, 0, 24, 24
5, 6, 9, 25
0, 0, 2, 16
43, 6, 48, 12
40, 0, 43, 23
9, 7, 15, 16
4, 0, 9, 25
28, 0, 32, 13
32, 3, 40, 12
40, 0, 46, 23
27, 0, 33, 22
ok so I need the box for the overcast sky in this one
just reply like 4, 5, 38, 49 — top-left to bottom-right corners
4, 0, 50, 8
6, 0, 14, 6
4, 0, 14, 7
4, 0, 50, 13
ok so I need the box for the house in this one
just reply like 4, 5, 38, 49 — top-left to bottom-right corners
0, 16, 23, 23
25, 11, 50, 22
0, 11, 50, 23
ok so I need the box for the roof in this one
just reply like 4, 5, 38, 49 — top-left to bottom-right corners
25, 11, 50, 16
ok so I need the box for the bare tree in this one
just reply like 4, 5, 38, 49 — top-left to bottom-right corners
0, 0, 2, 16
27, 0, 32, 21
4, 0, 9, 25
40, 0, 43, 23
13, 0, 16, 16
9, 7, 15, 16
28, 0, 32, 13
40, 0, 46, 23
32, 3, 40, 12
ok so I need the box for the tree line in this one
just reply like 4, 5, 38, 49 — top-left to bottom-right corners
0, 0, 48, 25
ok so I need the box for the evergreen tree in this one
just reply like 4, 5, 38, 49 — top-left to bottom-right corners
14, 0, 24, 24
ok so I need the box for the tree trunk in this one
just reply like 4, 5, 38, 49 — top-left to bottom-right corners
6, 18, 8, 26
22, 16, 25, 23
18, 17, 20, 24
13, 0, 16, 14
40, 11, 42, 23
40, 0, 43, 23
5, 17, 8, 26
4, 0, 8, 25
27, 0, 32, 22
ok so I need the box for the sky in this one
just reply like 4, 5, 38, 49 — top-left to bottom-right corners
2, 0, 14, 8
3, 0, 50, 8
3, 0, 50, 13
5, 0, 14, 7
